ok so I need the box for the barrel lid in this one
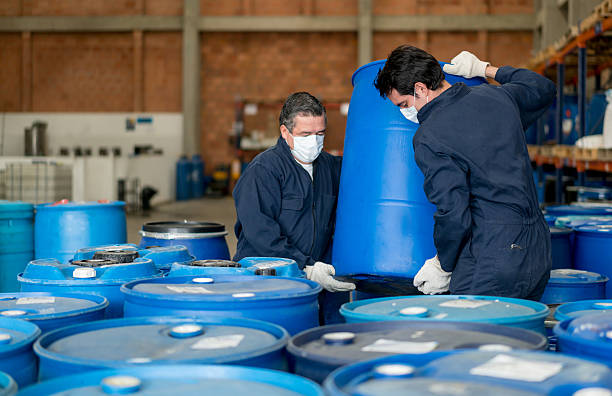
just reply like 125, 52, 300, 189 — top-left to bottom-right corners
0, 317, 40, 356
555, 300, 612, 322
546, 204, 612, 216
550, 226, 573, 235
288, 321, 546, 367
34, 316, 288, 368
340, 295, 548, 324
190, 260, 241, 268
0, 292, 108, 321
548, 269, 609, 284
36, 201, 125, 210
575, 223, 612, 234
555, 215, 612, 228
16, 365, 323, 396
141, 221, 225, 234
0, 371, 17, 396
122, 275, 321, 302
0, 200, 33, 212
565, 312, 612, 341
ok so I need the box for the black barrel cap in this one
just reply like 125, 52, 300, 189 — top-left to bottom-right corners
190, 259, 241, 268
255, 268, 277, 276
141, 221, 225, 234
93, 250, 139, 263
73, 259, 119, 268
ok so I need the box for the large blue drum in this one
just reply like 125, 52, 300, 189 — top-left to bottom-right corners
546, 204, 612, 217
0, 317, 40, 387
138, 221, 230, 260
0, 371, 16, 396
35, 201, 127, 263
550, 227, 573, 269
0, 201, 34, 292
555, 312, 612, 368
555, 300, 612, 322
169, 257, 303, 278
121, 275, 321, 335
332, 60, 487, 280
540, 269, 608, 304
573, 223, 612, 297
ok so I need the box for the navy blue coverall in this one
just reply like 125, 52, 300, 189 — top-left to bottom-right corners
233, 136, 345, 323
413, 66, 556, 300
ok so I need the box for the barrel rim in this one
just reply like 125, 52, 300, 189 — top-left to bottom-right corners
0, 316, 41, 357
120, 274, 322, 303
339, 295, 549, 324
35, 201, 125, 210
0, 292, 109, 321
34, 316, 290, 369
574, 223, 612, 234
288, 320, 547, 367
141, 221, 226, 234
555, 299, 612, 322
554, 314, 612, 354
0, 371, 17, 395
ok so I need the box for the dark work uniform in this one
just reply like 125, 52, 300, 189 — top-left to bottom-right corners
413, 66, 556, 300
233, 136, 346, 323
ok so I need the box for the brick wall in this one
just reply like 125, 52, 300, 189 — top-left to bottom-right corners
0, 0, 535, 170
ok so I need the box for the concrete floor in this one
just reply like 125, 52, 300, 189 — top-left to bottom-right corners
126, 197, 238, 257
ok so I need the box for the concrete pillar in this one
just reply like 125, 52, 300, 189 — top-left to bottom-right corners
358, 0, 372, 67
182, 0, 200, 156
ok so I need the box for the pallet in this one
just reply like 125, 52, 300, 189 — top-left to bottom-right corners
552, 145, 574, 158
527, 145, 540, 158
574, 147, 612, 161
539, 145, 555, 157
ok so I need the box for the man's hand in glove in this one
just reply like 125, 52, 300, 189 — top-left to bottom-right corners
413, 255, 451, 295
305, 262, 356, 292
443, 51, 489, 79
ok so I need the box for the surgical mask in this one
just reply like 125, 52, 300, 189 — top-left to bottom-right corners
291, 134, 324, 163
400, 106, 419, 124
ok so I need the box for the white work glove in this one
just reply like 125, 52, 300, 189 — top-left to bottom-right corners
413, 255, 451, 295
443, 51, 489, 79
304, 262, 356, 292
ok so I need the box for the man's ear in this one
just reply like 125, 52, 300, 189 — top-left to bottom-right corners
280, 125, 289, 139
414, 82, 428, 97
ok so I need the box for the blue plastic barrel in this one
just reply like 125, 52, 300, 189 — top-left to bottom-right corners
121, 275, 321, 335
0, 201, 34, 293
325, 350, 612, 396
192, 154, 205, 198
574, 224, 612, 297
340, 295, 549, 334
555, 312, 612, 367
0, 371, 16, 396
18, 257, 159, 318
540, 269, 608, 304
19, 365, 323, 396
176, 155, 192, 201
332, 60, 487, 280
0, 317, 40, 387
288, 320, 546, 383
74, 243, 194, 273
169, 257, 304, 278
587, 92, 608, 135
34, 316, 289, 380
138, 221, 230, 260
555, 300, 612, 322
546, 204, 612, 217
0, 292, 107, 333
544, 214, 556, 226
555, 215, 612, 228
550, 227, 574, 269
35, 201, 127, 263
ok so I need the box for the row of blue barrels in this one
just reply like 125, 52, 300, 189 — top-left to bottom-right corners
176, 154, 207, 200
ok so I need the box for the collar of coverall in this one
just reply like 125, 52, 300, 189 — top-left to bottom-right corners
417, 82, 470, 124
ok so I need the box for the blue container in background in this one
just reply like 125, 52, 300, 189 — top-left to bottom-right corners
587, 92, 608, 136
19, 365, 323, 396
540, 269, 608, 304
192, 154, 205, 198
555, 215, 612, 228
574, 223, 612, 297
550, 226, 574, 269
238, 257, 304, 277
35, 201, 127, 264
176, 155, 193, 201
75, 243, 194, 273
34, 316, 289, 380
0, 317, 40, 387
324, 351, 612, 396
555, 312, 612, 367
340, 295, 549, 335
0, 371, 16, 396
169, 259, 248, 276
169, 257, 303, 278
138, 221, 230, 260
546, 95, 579, 145
555, 300, 612, 322
288, 320, 546, 383
544, 214, 556, 226
0, 292, 107, 333
332, 60, 487, 280
546, 204, 612, 217
18, 257, 159, 318
121, 275, 321, 335
0, 201, 34, 293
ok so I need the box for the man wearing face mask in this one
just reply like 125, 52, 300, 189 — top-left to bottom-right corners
374, 46, 555, 300
233, 92, 355, 320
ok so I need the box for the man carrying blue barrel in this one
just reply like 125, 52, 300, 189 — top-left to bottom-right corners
233, 92, 355, 323
374, 46, 555, 300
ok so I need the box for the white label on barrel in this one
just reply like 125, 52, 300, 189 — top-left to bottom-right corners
191, 334, 245, 350
438, 300, 492, 309
165, 286, 214, 294
16, 297, 56, 305
470, 354, 563, 382
361, 339, 438, 354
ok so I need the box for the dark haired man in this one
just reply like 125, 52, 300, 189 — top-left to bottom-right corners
233, 92, 355, 301
375, 47, 555, 300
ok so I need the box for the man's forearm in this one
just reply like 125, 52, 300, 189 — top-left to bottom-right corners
485, 65, 499, 79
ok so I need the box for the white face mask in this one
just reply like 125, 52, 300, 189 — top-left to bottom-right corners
291, 134, 324, 164
399, 91, 428, 124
